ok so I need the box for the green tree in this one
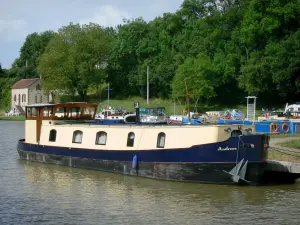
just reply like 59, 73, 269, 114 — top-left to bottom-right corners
38, 23, 114, 100
172, 53, 217, 101
9, 31, 54, 79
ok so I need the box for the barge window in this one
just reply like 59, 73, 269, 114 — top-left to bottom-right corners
26, 108, 31, 117
231, 130, 242, 137
127, 132, 135, 147
157, 132, 166, 148
55, 107, 67, 119
96, 131, 107, 145
69, 107, 81, 119
73, 130, 83, 144
31, 108, 37, 117
49, 129, 57, 142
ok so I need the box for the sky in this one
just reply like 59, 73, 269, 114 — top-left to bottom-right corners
0, 0, 184, 69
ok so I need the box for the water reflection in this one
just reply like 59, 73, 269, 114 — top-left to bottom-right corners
20, 159, 300, 224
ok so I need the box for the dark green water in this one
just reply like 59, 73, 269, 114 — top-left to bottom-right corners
1, 121, 300, 225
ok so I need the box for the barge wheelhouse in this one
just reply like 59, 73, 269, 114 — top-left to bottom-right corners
17, 102, 276, 185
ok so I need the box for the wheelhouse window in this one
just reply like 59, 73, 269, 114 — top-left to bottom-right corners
157, 132, 166, 148
231, 130, 242, 137
95, 131, 107, 145
73, 130, 83, 144
127, 132, 135, 147
54, 107, 67, 119
69, 107, 82, 119
49, 129, 57, 142
31, 108, 37, 117
26, 108, 31, 117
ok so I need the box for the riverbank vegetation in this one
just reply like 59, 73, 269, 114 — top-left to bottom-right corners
1, 0, 300, 111
0, 116, 25, 121
270, 134, 300, 139
278, 140, 300, 150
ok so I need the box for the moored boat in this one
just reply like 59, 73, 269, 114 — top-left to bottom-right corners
17, 102, 300, 185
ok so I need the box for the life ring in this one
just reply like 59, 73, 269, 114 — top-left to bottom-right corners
281, 123, 290, 134
270, 122, 278, 133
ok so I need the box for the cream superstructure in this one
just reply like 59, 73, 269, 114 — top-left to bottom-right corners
24, 120, 253, 150
24, 102, 254, 150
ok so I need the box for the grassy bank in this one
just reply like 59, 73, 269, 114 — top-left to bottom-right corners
270, 134, 300, 139
278, 140, 300, 150
99, 98, 256, 116
267, 149, 300, 162
0, 116, 25, 121
59, 94, 259, 116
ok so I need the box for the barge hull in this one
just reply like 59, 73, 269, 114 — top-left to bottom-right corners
18, 149, 272, 185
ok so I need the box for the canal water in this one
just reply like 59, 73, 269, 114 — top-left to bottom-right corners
1, 121, 300, 225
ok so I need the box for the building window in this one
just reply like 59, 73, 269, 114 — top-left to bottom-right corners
72, 130, 83, 144
14, 95, 16, 102
127, 132, 135, 147
40, 95, 42, 103
36, 84, 41, 91
157, 132, 166, 148
95, 131, 107, 145
21, 94, 26, 103
35, 95, 37, 103
49, 129, 57, 142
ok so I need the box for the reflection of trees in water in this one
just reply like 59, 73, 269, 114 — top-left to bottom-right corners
21, 161, 300, 224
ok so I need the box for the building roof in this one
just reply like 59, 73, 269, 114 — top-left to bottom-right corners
11, 78, 39, 89
26, 103, 55, 107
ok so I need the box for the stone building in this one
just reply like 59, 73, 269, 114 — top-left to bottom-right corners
11, 78, 50, 115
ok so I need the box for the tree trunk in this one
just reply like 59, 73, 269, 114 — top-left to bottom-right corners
78, 90, 87, 101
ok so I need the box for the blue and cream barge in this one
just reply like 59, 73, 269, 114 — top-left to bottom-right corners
17, 103, 300, 185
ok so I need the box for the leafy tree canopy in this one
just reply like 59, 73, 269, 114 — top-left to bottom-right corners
38, 23, 115, 100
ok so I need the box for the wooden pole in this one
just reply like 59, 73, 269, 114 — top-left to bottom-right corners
184, 80, 191, 124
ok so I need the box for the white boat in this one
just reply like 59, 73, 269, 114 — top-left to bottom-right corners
95, 107, 125, 120
284, 103, 300, 117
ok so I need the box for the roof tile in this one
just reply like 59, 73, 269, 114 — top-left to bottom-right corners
11, 78, 40, 89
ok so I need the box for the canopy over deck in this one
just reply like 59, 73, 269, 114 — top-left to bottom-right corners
25, 102, 98, 120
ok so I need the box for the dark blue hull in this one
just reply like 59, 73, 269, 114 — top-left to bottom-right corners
17, 135, 272, 185
18, 149, 267, 185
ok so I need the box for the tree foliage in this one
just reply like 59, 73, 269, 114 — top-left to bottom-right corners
38, 23, 114, 100
9, 31, 54, 78
2, 0, 300, 108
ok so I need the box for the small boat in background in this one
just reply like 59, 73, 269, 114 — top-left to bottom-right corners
124, 107, 168, 124
95, 107, 128, 124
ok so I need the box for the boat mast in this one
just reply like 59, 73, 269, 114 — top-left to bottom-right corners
184, 80, 191, 124
106, 83, 112, 108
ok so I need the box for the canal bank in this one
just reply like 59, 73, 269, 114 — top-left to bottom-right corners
268, 136, 300, 163
0, 116, 25, 121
